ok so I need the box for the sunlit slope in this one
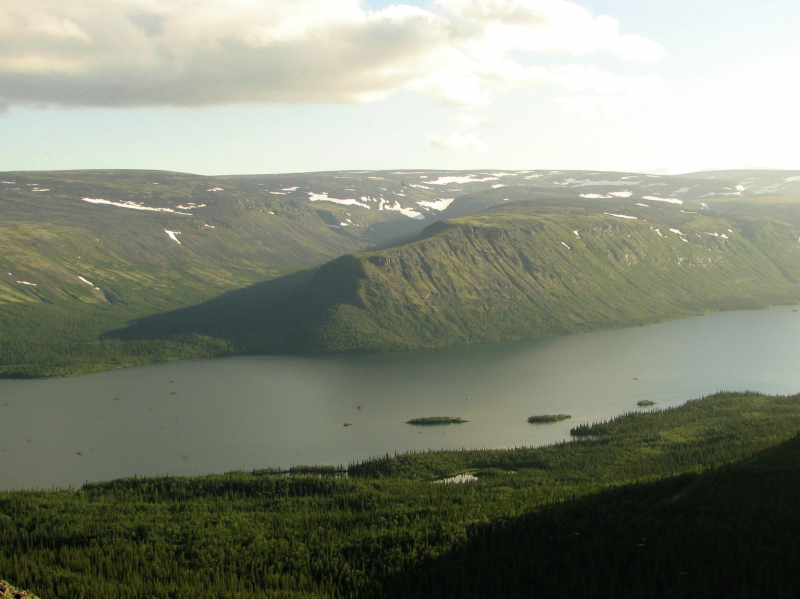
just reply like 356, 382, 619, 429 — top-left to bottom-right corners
0, 170, 364, 375
299, 201, 800, 352
3, 168, 800, 375
0, 169, 362, 305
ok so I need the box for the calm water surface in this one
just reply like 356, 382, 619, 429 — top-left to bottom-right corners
2, 306, 800, 490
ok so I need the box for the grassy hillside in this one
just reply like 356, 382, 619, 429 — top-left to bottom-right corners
109, 198, 800, 358
308, 201, 800, 351
1, 390, 799, 598
0, 170, 364, 376
3, 168, 800, 376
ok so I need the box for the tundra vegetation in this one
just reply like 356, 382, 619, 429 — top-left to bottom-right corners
3, 170, 800, 377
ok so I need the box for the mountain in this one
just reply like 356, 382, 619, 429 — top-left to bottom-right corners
299, 199, 800, 351
2, 168, 800, 376
0, 169, 364, 304
0, 169, 365, 375
113, 195, 800, 356
222, 167, 800, 237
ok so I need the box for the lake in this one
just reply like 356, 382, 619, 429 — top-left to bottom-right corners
2, 305, 800, 491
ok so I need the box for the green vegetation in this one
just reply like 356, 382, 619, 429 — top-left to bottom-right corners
527, 414, 571, 423
2, 391, 800, 598
0, 170, 365, 377
407, 416, 468, 425
0, 580, 40, 599
4, 169, 800, 377
107, 201, 800, 365
637, 399, 657, 406
294, 204, 800, 354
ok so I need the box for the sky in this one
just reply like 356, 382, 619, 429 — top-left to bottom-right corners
1, 0, 798, 176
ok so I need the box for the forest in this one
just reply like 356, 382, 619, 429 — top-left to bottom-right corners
2, 390, 799, 598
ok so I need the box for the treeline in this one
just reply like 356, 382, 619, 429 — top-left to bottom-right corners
1, 391, 800, 597
0, 302, 233, 377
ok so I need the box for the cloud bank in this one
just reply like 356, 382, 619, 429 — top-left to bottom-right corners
0, 0, 666, 109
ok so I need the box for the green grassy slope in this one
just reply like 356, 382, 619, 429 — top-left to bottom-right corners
298, 200, 800, 352
1, 391, 799, 598
0, 170, 364, 376
4, 168, 800, 376
110, 198, 800, 356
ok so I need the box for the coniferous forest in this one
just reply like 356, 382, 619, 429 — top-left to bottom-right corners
2, 391, 800, 598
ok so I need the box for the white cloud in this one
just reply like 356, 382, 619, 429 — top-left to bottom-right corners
553, 95, 638, 116
429, 131, 489, 153
549, 64, 663, 115
613, 34, 668, 62
455, 113, 489, 129
436, 0, 666, 59
26, 13, 90, 40
0, 0, 666, 109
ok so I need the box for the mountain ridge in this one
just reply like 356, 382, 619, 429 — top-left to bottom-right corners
3, 167, 800, 376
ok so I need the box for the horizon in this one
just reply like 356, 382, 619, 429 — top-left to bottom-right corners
2, 165, 799, 178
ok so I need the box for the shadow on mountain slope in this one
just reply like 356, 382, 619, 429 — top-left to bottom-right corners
375, 435, 800, 599
105, 268, 321, 354
105, 252, 371, 354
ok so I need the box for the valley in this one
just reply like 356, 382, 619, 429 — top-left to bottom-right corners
3, 168, 800, 376
3, 4, 798, 596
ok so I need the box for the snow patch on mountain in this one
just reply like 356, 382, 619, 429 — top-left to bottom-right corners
81, 198, 192, 215
643, 196, 683, 204
308, 192, 371, 209
417, 198, 455, 211
164, 229, 182, 244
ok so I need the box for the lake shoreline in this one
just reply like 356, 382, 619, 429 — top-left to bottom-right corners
2, 304, 800, 491
4, 299, 799, 380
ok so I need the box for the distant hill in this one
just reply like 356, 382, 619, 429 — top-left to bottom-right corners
223, 167, 800, 236
2, 167, 800, 375
298, 200, 800, 352
0, 169, 364, 375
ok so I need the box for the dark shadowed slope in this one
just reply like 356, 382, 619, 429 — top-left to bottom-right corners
380, 431, 800, 599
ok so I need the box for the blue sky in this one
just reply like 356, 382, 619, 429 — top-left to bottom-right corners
1, 0, 798, 175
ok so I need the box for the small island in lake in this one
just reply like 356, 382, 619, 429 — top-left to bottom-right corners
407, 417, 468, 426
528, 414, 572, 423
637, 400, 657, 407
